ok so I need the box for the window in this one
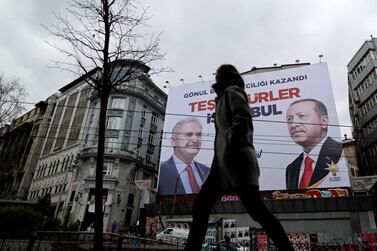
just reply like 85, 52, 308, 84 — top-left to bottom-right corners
354, 69, 377, 98
127, 193, 135, 206
124, 209, 133, 226
61, 157, 67, 172
54, 93, 78, 151
146, 153, 153, 166
110, 97, 126, 109
55, 159, 60, 174
89, 113, 94, 125
148, 134, 155, 144
151, 112, 157, 124
103, 162, 113, 176
49, 161, 55, 175
121, 100, 135, 150
42, 165, 47, 177
129, 169, 136, 182
138, 128, 143, 138
68, 156, 74, 170
106, 117, 122, 130
141, 105, 146, 118
147, 143, 155, 154
34, 166, 41, 179
70, 191, 76, 202
42, 98, 66, 155
164, 229, 173, 234
62, 157, 68, 172
67, 88, 91, 146
105, 138, 119, 152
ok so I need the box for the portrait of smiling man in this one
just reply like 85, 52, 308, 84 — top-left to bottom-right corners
158, 117, 210, 195
285, 98, 344, 190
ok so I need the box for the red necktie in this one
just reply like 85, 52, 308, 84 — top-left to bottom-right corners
299, 156, 314, 189
185, 164, 200, 193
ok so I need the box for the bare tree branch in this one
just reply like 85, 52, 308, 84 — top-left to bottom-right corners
0, 74, 28, 127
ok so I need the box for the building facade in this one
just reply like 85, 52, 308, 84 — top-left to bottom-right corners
0, 100, 50, 200
28, 69, 97, 217
347, 37, 377, 175
68, 60, 167, 232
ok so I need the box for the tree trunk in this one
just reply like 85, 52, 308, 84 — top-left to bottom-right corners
94, 89, 109, 251
94, 1, 111, 250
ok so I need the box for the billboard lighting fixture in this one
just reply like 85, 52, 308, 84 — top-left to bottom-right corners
163, 80, 170, 88
319, 54, 324, 63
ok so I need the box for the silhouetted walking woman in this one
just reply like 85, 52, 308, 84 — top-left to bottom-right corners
184, 64, 294, 251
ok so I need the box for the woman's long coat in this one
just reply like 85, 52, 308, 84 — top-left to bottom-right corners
204, 84, 260, 191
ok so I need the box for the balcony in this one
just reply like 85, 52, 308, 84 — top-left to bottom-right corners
80, 146, 136, 160
359, 107, 377, 127
116, 85, 166, 112
358, 77, 377, 105
363, 127, 377, 147
351, 59, 377, 90
107, 109, 123, 116
105, 129, 120, 138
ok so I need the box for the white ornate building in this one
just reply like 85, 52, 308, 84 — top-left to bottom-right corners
28, 69, 97, 218
68, 60, 167, 232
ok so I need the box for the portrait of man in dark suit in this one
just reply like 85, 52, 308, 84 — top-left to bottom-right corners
285, 98, 343, 190
158, 117, 210, 195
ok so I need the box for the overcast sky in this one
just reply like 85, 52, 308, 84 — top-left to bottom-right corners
1, 0, 376, 137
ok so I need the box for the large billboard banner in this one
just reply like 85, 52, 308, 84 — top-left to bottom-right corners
157, 63, 351, 195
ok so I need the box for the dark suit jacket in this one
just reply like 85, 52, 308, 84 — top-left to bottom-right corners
285, 137, 343, 190
157, 156, 210, 195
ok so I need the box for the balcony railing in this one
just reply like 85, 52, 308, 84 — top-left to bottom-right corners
81, 147, 136, 159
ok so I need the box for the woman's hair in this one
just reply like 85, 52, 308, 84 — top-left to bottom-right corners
215, 64, 245, 89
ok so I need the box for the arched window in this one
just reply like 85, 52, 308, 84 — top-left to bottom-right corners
62, 157, 67, 172
55, 159, 60, 173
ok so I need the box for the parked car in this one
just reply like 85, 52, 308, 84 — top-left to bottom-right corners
155, 228, 189, 244
202, 240, 249, 251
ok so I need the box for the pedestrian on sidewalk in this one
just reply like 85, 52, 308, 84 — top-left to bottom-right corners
111, 220, 118, 233
184, 64, 294, 251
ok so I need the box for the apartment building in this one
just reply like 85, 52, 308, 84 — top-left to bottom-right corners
347, 37, 377, 175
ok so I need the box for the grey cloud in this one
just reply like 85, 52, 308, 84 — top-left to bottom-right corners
1, 0, 377, 136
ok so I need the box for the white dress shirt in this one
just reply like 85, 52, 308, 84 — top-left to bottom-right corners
299, 137, 327, 182
173, 155, 204, 193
